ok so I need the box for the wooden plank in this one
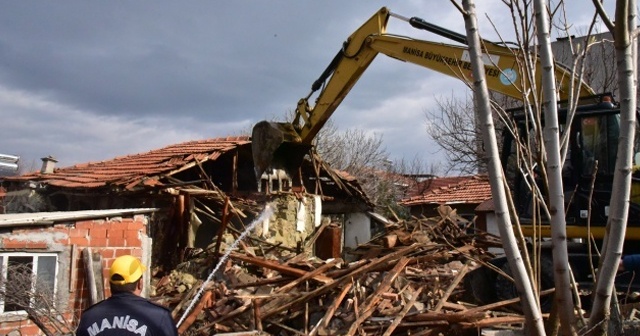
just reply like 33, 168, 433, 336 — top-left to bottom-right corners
260, 244, 421, 320
440, 301, 469, 311
91, 250, 105, 302
69, 244, 77, 293
458, 315, 525, 328
230, 252, 333, 284
253, 299, 262, 331
464, 288, 555, 314
319, 282, 353, 330
214, 197, 231, 257
82, 248, 98, 305
275, 259, 341, 293
434, 261, 470, 312
171, 281, 203, 319
405, 311, 486, 323
382, 287, 423, 336
178, 291, 213, 334
304, 218, 331, 250
346, 257, 411, 336
383, 234, 397, 248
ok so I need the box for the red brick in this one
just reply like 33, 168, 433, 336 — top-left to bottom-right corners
100, 249, 115, 259
70, 228, 89, 238
90, 237, 108, 247
24, 241, 48, 249
109, 221, 129, 230
107, 229, 124, 239
52, 226, 69, 234
130, 249, 143, 258
70, 237, 90, 246
127, 221, 145, 230
125, 230, 141, 246
2, 238, 27, 249
90, 228, 108, 238
75, 220, 96, 229
115, 248, 133, 257
109, 236, 126, 247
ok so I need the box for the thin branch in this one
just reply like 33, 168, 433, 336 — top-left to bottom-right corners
592, 0, 616, 33
449, 0, 467, 15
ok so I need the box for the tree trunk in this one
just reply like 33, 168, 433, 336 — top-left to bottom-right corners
460, 0, 546, 334
533, 0, 577, 334
589, 0, 638, 334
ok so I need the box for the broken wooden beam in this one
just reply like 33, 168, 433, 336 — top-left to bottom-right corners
319, 282, 353, 330
434, 261, 470, 312
275, 258, 341, 293
177, 290, 213, 334
382, 287, 423, 336
346, 257, 411, 335
260, 244, 421, 320
230, 252, 333, 284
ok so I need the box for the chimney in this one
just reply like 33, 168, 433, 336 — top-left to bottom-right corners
40, 156, 58, 174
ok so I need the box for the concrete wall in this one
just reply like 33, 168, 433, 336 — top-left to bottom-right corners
0, 214, 150, 335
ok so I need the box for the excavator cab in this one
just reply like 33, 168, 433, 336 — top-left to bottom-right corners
463, 94, 640, 310
501, 94, 640, 239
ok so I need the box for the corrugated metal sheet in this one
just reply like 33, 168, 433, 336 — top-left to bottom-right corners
5, 136, 250, 190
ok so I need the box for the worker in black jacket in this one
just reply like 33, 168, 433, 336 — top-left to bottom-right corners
76, 255, 178, 336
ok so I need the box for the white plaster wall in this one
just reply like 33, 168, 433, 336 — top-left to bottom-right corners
343, 212, 371, 251
485, 212, 505, 256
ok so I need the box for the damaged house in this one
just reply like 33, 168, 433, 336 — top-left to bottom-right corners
0, 136, 374, 332
399, 175, 492, 222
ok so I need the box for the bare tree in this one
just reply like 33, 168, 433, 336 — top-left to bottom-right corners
0, 263, 74, 335
426, 92, 521, 174
315, 123, 437, 217
315, 126, 389, 178
426, 93, 482, 174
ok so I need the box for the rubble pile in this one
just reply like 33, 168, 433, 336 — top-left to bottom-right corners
152, 206, 524, 335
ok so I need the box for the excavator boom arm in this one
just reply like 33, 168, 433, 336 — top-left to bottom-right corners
252, 6, 594, 178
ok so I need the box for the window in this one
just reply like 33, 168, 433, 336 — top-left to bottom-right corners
0, 253, 58, 314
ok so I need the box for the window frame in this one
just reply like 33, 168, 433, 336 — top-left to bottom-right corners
0, 252, 59, 315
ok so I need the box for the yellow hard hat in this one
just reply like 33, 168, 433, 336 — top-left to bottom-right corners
109, 255, 145, 285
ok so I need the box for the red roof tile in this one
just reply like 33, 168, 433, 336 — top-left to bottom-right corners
403, 176, 472, 198
400, 175, 492, 206
6, 137, 251, 190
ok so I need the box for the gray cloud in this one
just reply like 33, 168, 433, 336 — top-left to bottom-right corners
0, 1, 615, 173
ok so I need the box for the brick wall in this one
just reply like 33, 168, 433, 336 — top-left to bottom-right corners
0, 214, 149, 336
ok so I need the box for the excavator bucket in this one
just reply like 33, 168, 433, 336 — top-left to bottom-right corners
251, 121, 309, 180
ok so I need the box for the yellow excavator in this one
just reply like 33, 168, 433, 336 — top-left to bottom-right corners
251, 7, 640, 308
251, 7, 594, 178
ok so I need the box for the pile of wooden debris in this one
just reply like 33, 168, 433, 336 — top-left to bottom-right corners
151, 206, 525, 335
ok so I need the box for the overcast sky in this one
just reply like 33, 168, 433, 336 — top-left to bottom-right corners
0, 1, 615, 174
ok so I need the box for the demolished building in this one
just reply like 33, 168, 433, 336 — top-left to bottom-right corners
0, 136, 379, 330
